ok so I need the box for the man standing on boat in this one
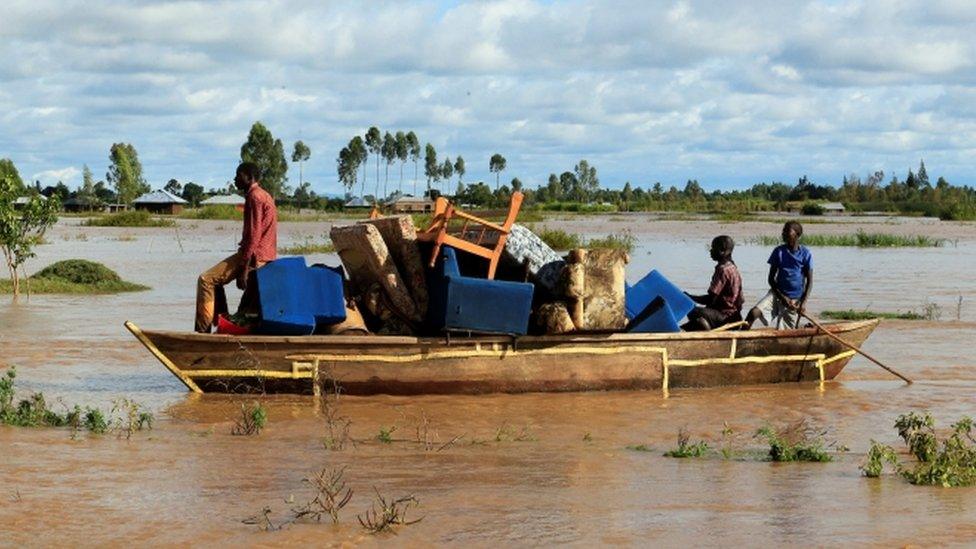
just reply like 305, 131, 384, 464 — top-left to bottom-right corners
194, 162, 278, 333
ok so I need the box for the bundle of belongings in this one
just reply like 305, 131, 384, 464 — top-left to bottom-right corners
224, 192, 697, 337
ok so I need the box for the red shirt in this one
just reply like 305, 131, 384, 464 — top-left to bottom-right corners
708, 261, 744, 316
239, 184, 277, 264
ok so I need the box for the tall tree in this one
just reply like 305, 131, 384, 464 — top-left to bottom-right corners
574, 159, 599, 203
917, 159, 929, 187
1, 175, 59, 298
348, 136, 367, 197
424, 143, 438, 195
381, 131, 396, 199
240, 122, 288, 199
454, 156, 465, 185
164, 178, 182, 196
0, 159, 24, 194
181, 182, 204, 207
395, 131, 408, 195
441, 158, 454, 187
78, 165, 98, 205
337, 146, 356, 196
489, 153, 506, 191
365, 126, 382, 193
406, 131, 421, 196
107, 142, 149, 204
291, 140, 311, 190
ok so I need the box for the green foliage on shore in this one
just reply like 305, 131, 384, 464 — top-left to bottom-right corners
821, 307, 941, 321
0, 259, 148, 294
279, 238, 336, 255
586, 232, 636, 253
82, 210, 175, 227
1, 367, 153, 435
749, 230, 946, 248
536, 228, 583, 250
180, 205, 243, 220
862, 412, 976, 487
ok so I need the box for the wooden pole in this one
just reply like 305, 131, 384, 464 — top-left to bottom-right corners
799, 311, 912, 384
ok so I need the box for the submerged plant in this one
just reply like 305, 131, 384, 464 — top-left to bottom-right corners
865, 412, 976, 487
111, 397, 154, 439
232, 402, 267, 436
377, 425, 397, 444
291, 467, 354, 524
663, 428, 710, 458
755, 419, 834, 462
357, 489, 422, 534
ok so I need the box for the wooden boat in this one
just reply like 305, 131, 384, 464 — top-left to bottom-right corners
125, 318, 879, 395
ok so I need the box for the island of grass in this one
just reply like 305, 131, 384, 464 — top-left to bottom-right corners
821, 309, 933, 321
750, 229, 946, 247
0, 260, 149, 294
82, 210, 175, 227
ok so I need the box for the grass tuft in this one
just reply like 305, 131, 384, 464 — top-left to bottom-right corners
663, 428, 710, 458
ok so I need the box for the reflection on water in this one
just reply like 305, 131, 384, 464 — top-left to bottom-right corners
1, 215, 975, 545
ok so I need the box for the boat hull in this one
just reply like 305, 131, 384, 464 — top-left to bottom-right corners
126, 319, 879, 395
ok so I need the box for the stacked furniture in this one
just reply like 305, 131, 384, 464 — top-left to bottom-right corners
625, 270, 695, 333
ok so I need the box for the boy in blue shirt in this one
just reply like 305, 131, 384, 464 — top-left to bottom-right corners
746, 221, 813, 329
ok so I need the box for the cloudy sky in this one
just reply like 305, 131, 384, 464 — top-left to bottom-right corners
1, 0, 974, 195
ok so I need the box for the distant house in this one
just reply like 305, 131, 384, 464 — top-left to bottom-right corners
12, 195, 47, 210
201, 194, 246, 212
62, 196, 99, 213
132, 189, 187, 215
822, 202, 846, 215
389, 195, 433, 213
344, 197, 372, 210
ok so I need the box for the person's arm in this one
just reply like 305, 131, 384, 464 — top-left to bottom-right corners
684, 292, 711, 305
798, 268, 813, 314
768, 264, 794, 307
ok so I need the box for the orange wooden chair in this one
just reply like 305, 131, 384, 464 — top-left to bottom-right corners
417, 192, 524, 279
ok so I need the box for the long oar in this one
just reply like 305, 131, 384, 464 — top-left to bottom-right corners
798, 310, 912, 384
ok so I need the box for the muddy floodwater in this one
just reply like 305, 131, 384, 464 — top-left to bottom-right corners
1, 213, 975, 546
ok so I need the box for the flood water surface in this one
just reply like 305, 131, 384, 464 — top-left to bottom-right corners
1, 215, 975, 546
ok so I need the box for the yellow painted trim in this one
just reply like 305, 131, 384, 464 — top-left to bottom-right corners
125, 321, 202, 393
729, 338, 737, 360
188, 369, 315, 379
821, 350, 856, 365
668, 353, 827, 367
286, 344, 670, 364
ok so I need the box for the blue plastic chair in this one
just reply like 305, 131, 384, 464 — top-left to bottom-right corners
256, 257, 346, 335
625, 270, 694, 333
427, 246, 534, 335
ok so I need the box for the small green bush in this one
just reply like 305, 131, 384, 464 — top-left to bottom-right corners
586, 232, 636, 253
862, 412, 976, 487
664, 429, 710, 458
1, 259, 149, 294
755, 421, 833, 462
536, 228, 583, 250
801, 202, 825, 215
181, 205, 243, 220
83, 210, 175, 227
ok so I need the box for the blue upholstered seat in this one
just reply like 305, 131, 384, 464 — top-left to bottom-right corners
256, 257, 347, 335
427, 246, 534, 335
625, 270, 694, 333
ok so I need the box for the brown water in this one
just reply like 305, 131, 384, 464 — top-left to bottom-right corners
1, 214, 975, 546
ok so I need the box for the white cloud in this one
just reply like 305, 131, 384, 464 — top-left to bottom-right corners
0, 0, 975, 194
32, 166, 81, 186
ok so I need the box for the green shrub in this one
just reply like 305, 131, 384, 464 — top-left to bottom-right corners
586, 232, 636, 253
863, 412, 976, 487
755, 420, 833, 462
83, 210, 175, 227
663, 429, 710, 458
1, 259, 149, 294
180, 205, 243, 220
536, 228, 583, 250
801, 202, 825, 215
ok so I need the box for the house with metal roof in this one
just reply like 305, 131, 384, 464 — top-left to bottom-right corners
201, 194, 246, 211
132, 189, 187, 215
389, 195, 433, 213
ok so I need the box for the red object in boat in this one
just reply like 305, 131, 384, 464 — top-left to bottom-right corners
216, 314, 251, 335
